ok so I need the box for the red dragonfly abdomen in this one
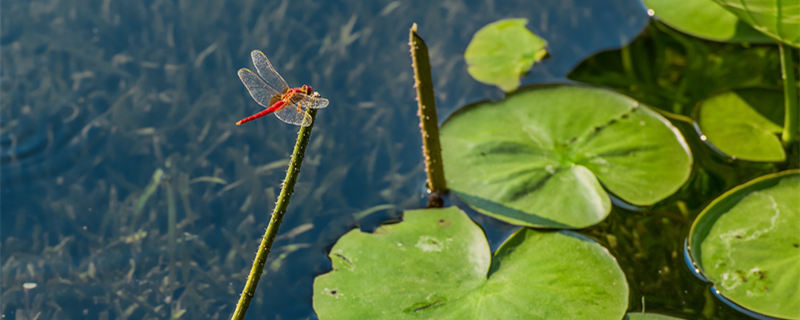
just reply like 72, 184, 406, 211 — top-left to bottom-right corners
236, 100, 286, 126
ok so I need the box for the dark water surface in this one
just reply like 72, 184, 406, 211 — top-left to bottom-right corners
1, 0, 751, 319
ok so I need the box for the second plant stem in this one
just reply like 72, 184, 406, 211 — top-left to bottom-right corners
409, 23, 447, 206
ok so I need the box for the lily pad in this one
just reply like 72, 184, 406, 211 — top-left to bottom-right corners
694, 88, 786, 162
688, 170, 800, 319
464, 18, 547, 92
642, 0, 771, 43
713, 0, 800, 47
313, 207, 629, 319
440, 85, 692, 228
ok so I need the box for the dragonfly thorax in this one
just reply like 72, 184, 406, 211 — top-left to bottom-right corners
273, 85, 314, 105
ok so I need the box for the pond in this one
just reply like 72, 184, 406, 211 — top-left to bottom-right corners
3, 0, 796, 319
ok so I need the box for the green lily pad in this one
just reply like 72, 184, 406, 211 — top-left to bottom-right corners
642, 0, 771, 43
713, 0, 800, 47
688, 170, 800, 319
694, 88, 786, 162
464, 18, 547, 92
313, 207, 629, 319
625, 312, 684, 320
440, 85, 692, 228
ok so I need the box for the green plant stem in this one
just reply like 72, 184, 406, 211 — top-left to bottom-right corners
409, 23, 447, 207
231, 109, 318, 320
779, 43, 798, 147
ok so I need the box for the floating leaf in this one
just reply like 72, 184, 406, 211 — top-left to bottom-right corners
464, 18, 547, 92
440, 85, 692, 228
694, 88, 785, 162
642, 0, 771, 43
313, 207, 628, 319
713, 0, 800, 47
688, 170, 800, 319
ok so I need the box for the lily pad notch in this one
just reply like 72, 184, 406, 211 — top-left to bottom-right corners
440, 85, 693, 228
313, 207, 629, 319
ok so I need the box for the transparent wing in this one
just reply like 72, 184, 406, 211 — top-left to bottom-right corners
295, 93, 329, 109
238, 68, 280, 108
251, 50, 290, 93
274, 102, 312, 127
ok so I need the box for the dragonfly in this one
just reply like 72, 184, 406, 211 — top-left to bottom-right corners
236, 50, 328, 126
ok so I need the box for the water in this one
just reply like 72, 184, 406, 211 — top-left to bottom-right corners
0, 0, 753, 319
